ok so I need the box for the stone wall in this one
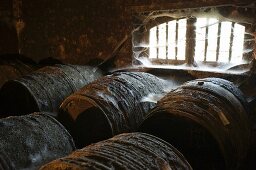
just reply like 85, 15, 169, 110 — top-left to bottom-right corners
0, 0, 254, 67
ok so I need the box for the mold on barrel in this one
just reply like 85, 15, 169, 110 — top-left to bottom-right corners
139, 78, 250, 170
0, 64, 103, 116
59, 72, 167, 148
0, 112, 76, 170
40, 132, 192, 170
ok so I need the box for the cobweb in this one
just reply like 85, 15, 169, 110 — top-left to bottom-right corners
131, 3, 256, 74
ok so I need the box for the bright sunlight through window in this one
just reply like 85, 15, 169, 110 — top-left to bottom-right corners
149, 18, 245, 64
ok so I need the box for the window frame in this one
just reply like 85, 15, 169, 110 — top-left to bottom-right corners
132, 5, 256, 74
147, 17, 250, 66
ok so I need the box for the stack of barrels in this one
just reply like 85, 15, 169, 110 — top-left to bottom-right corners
0, 59, 255, 170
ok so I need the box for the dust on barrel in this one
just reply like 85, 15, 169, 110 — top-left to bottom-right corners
0, 112, 76, 169
0, 64, 103, 116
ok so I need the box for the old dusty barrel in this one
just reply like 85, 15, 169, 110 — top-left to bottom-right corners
40, 132, 192, 170
0, 112, 76, 170
59, 72, 167, 147
0, 54, 37, 87
0, 64, 103, 116
139, 78, 250, 170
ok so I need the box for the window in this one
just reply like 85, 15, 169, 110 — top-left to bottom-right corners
148, 17, 246, 65
149, 19, 187, 61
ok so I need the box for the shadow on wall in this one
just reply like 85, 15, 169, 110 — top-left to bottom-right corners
0, 21, 18, 54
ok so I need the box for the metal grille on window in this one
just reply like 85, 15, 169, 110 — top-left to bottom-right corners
149, 18, 245, 64
149, 19, 187, 60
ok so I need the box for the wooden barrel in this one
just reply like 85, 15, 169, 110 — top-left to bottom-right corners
139, 78, 250, 170
0, 112, 76, 170
0, 64, 103, 116
40, 132, 192, 170
59, 72, 167, 148
0, 54, 37, 88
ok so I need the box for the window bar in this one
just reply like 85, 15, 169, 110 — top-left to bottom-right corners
175, 20, 179, 60
204, 19, 209, 62
185, 17, 196, 65
166, 22, 169, 62
216, 22, 221, 61
229, 22, 235, 62
243, 28, 252, 62
156, 26, 159, 59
